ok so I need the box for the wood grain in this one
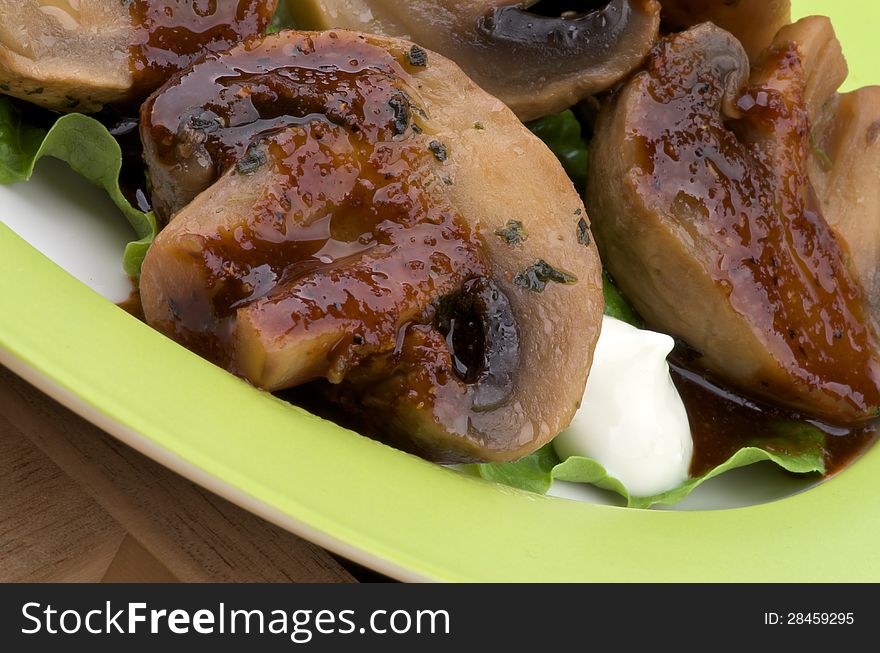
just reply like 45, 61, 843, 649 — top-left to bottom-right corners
0, 365, 355, 583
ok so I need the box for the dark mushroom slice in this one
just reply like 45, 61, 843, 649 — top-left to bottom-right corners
585, 23, 880, 424
139, 30, 604, 463
0, 0, 277, 112
284, 0, 662, 121
660, 0, 791, 61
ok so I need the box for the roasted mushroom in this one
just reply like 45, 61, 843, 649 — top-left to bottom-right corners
285, 0, 662, 121
139, 30, 604, 463
585, 23, 880, 424
790, 18, 880, 322
0, 0, 277, 112
660, 0, 791, 61
812, 89, 880, 320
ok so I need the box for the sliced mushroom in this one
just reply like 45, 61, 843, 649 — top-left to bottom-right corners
284, 0, 662, 121
811, 89, 880, 321
786, 17, 880, 322
0, 0, 277, 112
585, 23, 880, 424
139, 30, 604, 462
660, 0, 791, 61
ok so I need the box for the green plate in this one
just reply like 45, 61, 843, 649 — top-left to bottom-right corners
1, 0, 878, 581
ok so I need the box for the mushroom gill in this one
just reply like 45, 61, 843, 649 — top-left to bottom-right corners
0, 0, 277, 112
585, 22, 880, 424
284, 0, 662, 121
138, 30, 604, 462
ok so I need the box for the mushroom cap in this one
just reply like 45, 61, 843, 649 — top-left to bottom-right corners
0, 0, 277, 112
285, 0, 661, 121
139, 30, 604, 462
586, 22, 880, 424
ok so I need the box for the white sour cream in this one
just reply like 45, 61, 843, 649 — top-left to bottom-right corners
553, 316, 693, 497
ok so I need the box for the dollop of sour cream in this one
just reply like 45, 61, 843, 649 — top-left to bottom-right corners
553, 316, 693, 497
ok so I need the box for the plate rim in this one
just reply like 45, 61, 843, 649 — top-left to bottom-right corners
4, 221, 880, 582
0, 339, 427, 583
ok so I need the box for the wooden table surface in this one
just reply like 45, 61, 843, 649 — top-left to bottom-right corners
0, 364, 363, 583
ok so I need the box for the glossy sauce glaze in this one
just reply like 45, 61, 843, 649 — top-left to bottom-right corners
672, 364, 877, 479
635, 32, 880, 420
141, 32, 488, 363
127, 0, 277, 99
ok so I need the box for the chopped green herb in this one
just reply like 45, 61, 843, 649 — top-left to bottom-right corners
25, 87, 44, 96
429, 140, 447, 162
407, 45, 428, 67
236, 147, 267, 175
388, 93, 410, 136
474, 122, 485, 130
495, 220, 528, 246
577, 217, 591, 246
811, 126, 833, 172
0, 83, 9, 92
190, 111, 222, 133
514, 260, 577, 292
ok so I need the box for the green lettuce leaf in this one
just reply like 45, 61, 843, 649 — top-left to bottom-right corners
477, 444, 560, 494
602, 271, 641, 327
0, 97, 157, 276
476, 423, 826, 508
269, 2, 297, 33
527, 110, 588, 194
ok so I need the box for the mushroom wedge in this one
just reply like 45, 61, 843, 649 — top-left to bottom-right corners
0, 0, 277, 112
812, 88, 880, 320
660, 0, 791, 61
139, 30, 604, 463
586, 23, 880, 424
787, 18, 880, 322
284, 0, 662, 121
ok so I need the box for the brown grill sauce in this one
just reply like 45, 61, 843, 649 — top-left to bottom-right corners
128, 0, 276, 99
672, 364, 878, 479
